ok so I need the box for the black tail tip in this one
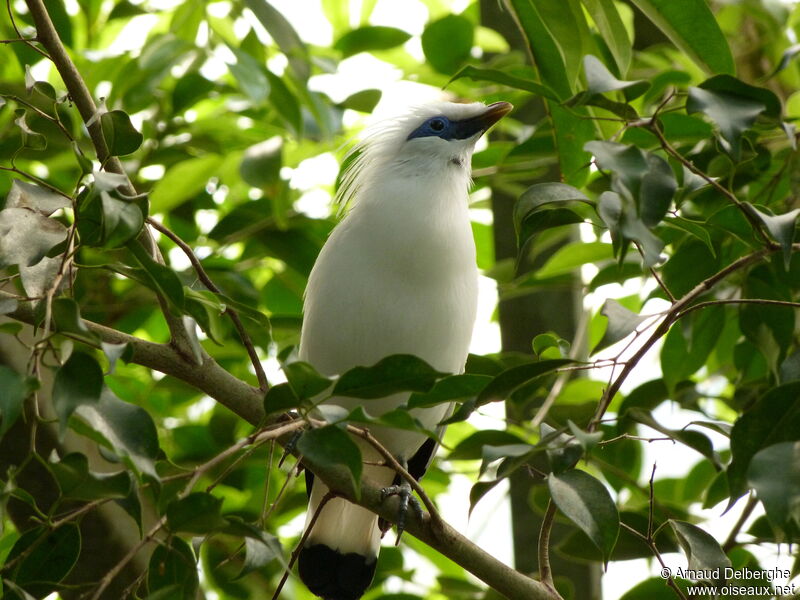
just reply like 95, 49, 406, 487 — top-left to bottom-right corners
298, 544, 377, 600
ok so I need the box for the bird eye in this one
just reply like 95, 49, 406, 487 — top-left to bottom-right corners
429, 118, 446, 132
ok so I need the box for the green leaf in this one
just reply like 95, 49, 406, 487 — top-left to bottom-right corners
263, 382, 304, 415
662, 216, 715, 257
147, 537, 198, 599
627, 408, 720, 468
240, 138, 283, 188
592, 299, 648, 354
480, 443, 534, 477
448, 429, 528, 460
71, 387, 161, 480
0, 366, 34, 438
628, 0, 734, 75
687, 86, 766, 160
542, 423, 583, 473
229, 46, 270, 105
581, 55, 649, 101
548, 469, 620, 564
100, 192, 145, 248
532, 333, 571, 358
102, 341, 130, 375
6, 524, 81, 597
52, 297, 99, 344
184, 288, 225, 344
408, 374, 491, 408
237, 531, 283, 578
745, 204, 799, 270
0, 207, 68, 270
340, 89, 382, 113
514, 182, 595, 249
747, 441, 800, 532
265, 70, 302, 136
469, 479, 502, 517
333, 355, 446, 399
243, 0, 309, 80
447, 65, 558, 101
536, 241, 614, 279
669, 520, 731, 571
297, 425, 362, 499
49, 452, 131, 501
52, 352, 104, 435
334, 26, 411, 58
101, 110, 143, 156
6, 179, 70, 216
166, 492, 228, 534
345, 405, 428, 435
421, 15, 473, 75
477, 359, 573, 406
508, 0, 588, 97
284, 361, 332, 400
127, 240, 185, 311
580, 0, 631, 74
13, 109, 46, 150
597, 191, 665, 267
149, 155, 222, 213
698, 75, 782, 120
727, 382, 800, 505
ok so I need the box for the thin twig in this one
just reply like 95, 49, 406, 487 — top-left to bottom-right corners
88, 516, 166, 600
678, 297, 800, 318
650, 267, 676, 302
589, 245, 787, 431
271, 491, 335, 600
722, 494, 758, 552
5, 0, 49, 59
537, 500, 559, 596
146, 217, 269, 391
648, 118, 773, 246
344, 424, 443, 530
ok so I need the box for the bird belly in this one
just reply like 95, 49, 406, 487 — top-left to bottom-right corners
299, 233, 477, 457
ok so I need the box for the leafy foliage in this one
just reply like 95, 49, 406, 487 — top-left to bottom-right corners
1, 0, 799, 599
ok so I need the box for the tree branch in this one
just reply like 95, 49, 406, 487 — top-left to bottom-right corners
589, 245, 791, 430
2, 291, 554, 599
22, 0, 197, 360
146, 217, 269, 391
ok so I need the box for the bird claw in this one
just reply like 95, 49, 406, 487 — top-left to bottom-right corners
380, 482, 424, 545
278, 429, 303, 468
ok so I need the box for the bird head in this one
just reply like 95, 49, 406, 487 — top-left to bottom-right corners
337, 100, 512, 206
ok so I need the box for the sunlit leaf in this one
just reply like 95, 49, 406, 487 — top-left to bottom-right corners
334, 26, 411, 57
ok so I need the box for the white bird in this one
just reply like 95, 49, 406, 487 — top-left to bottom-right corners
297, 99, 512, 600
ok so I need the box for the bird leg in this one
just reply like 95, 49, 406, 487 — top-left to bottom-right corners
379, 459, 424, 545
278, 428, 303, 468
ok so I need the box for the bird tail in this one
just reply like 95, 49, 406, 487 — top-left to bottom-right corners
298, 467, 391, 600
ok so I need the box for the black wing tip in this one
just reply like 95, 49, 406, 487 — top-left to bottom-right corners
298, 544, 377, 600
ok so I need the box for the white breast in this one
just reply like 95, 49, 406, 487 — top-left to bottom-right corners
299, 169, 479, 455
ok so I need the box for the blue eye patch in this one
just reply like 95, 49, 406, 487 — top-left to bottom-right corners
407, 113, 490, 141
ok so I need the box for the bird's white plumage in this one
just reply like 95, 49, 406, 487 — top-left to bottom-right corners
298, 101, 500, 571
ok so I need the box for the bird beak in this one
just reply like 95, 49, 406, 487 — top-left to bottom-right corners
478, 102, 513, 132
452, 101, 513, 140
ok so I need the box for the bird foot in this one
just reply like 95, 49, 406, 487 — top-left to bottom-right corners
380, 481, 424, 545
278, 429, 303, 468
